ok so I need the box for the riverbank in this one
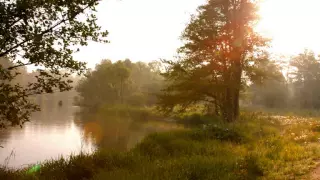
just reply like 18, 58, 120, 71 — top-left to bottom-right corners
2, 112, 320, 179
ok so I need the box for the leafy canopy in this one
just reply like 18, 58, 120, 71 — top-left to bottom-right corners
0, 0, 108, 128
158, 0, 268, 121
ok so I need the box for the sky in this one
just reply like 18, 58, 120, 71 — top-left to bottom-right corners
73, 0, 320, 69
73, 0, 206, 68
257, 0, 320, 56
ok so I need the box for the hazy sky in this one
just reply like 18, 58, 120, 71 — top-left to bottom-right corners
74, 0, 320, 68
257, 0, 320, 56
73, 0, 206, 68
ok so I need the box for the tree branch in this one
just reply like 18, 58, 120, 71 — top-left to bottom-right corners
7, 62, 33, 70
0, 3, 94, 58
7, 17, 23, 30
0, 17, 25, 50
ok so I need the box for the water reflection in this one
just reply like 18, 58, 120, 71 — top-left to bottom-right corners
0, 105, 95, 169
79, 111, 183, 152
0, 103, 183, 169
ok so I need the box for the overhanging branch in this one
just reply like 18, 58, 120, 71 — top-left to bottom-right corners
0, 3, 94, 58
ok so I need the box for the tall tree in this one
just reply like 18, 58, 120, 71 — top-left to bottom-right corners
158, 0, 267, 122
0, 0, 108, 128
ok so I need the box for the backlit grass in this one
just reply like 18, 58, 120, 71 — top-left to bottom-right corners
1, 112, 320, 180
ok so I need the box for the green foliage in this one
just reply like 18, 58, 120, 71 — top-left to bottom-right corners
0, 0, 108, 127
76, 60, 131, 109
76, 59, 163, 112
158, 0, 268, 122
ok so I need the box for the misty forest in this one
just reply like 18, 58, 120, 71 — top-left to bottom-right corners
2, 0, 320, 179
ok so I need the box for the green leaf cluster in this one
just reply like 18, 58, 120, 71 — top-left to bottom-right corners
0, 0, 108, 127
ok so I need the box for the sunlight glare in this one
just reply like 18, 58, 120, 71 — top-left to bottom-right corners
257, 0, 320, 55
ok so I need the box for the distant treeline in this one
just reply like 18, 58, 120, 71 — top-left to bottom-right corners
248, 50, 320, 109
75, 59, 163, 112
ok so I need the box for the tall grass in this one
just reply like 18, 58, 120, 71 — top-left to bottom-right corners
2, 112, 320, 179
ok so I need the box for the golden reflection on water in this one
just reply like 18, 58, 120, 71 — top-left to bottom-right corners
81, 116, 184, 151
0, 105, 184, 168
0, 106, 95, 169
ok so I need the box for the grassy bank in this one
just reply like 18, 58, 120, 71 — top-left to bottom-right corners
77, 105, 183, 150
2, 112, 320, 180
243, 106, 320, 118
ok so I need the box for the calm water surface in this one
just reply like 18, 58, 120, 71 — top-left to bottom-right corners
0, 105, 95, 169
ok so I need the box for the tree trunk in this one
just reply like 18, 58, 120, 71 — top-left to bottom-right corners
221, 62, 242, 123
233, 64, 242, 121
223, 86, 235, 122
233, 86, 240, 121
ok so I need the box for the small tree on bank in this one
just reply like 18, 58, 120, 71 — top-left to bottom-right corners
158, 0, 268, 122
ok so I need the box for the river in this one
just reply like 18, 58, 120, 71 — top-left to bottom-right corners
0, 103, 183, 169
0, 105, 95, 169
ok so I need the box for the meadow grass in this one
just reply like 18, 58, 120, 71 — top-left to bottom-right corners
1, 111, 320, 180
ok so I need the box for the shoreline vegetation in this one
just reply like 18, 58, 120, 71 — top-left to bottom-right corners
2, 109, 320, 180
